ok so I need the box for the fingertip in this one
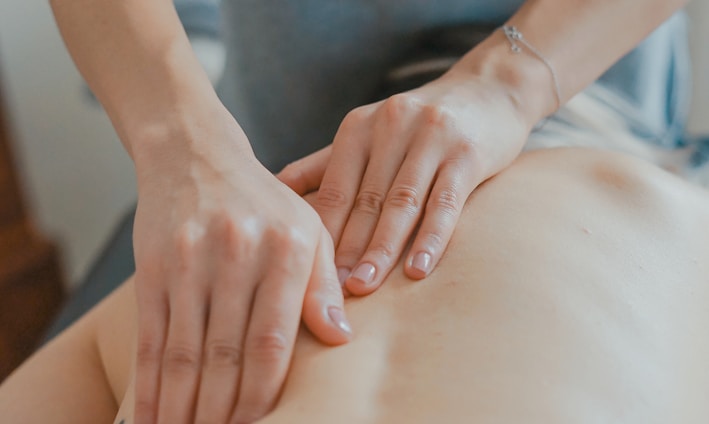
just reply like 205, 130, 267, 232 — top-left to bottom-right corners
303, 298, 353, 345
405, 250, 432, 280
303, 281, 352, 345
302, 288, 352, 345
326, 305, 354, 342
405, 265, 427, 280
343, 262, 382, 296
303, 230, 352, 345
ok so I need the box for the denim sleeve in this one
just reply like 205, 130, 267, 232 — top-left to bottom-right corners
175, 0, 222, 39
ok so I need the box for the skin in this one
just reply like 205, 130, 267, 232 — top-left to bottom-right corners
48, 1, 689, 422
1, 148, 709, 424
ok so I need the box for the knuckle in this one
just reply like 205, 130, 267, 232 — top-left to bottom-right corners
214, 215, 244, 259
174, 230, 195, 259
174, 222, 205, 267
341, 107, 369, 131
266, 226, 310, 263
204, 339, 243, 369
386, 185, 420, 213
279, 227, 309, 251
421, 104, 450, 127
220, 217, 265, 261
381, 94, 415, 122
238, 384, 278, 418
316, 184, 349, 210
247, 329, 290, 363
418, 231, 445, 253
368, 241, 397, 261
163, 343, 201, 374
336, 245, 365, 264
136, 338, 161, 367
453, 140, 480, 164
354, 189, 385, 215
429, 188, 460, 216
319, 275, 345, 298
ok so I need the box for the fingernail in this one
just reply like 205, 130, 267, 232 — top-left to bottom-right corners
411, 252, 432, 276
337, 267, 351, 287
327, 306, 352, 335
350, 263, 377, 287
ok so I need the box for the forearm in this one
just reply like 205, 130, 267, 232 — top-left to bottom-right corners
453, 0, 689, 126
50, 0, 237, 161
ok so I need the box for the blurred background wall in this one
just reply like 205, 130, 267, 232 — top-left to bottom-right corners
0, 1, 707, 288
0, 1, 136, 286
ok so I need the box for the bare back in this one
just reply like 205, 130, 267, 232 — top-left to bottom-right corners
258, 148, 709, 423
2, 148, 708, 424
116, 148, 709, 423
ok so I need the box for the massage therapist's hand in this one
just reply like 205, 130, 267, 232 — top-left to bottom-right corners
278, 67, 536, 295
131, 113, 352, 424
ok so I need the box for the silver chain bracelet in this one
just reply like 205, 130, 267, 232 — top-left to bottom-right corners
500, 25, 562, 124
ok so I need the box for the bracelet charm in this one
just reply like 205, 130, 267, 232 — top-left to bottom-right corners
499, 25, 562, 114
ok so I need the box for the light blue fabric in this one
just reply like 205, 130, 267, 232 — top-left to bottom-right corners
597, 12, 690, 148
181, 1, 690, 171
175, 0, 222, 38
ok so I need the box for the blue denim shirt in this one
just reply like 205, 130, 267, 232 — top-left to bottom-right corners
176, 0, 691, 170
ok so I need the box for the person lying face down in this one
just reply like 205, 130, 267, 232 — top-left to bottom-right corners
1, 147, 709, 424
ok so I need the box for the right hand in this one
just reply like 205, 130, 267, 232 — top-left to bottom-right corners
130, 112, 352, 424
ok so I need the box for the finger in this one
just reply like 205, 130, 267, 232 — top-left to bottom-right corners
405, 160, 475, 280
335, 145, 403, 290
276, 145, 332, 195
134, 274, 169, 424
193, 258, 257, 424
345, 145, 440, 296
337, 98, 416, 290
230, 234, 313, 423
302, 229, 352, 344
156, 281, 209, 424
314, 107, 374, 245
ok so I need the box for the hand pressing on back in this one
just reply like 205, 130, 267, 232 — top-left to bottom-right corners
131, 111, 352, 424
278, 67, 535, 296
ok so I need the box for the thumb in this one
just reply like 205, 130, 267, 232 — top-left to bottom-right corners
276, 145, 332, 195
301, 228, 353, 345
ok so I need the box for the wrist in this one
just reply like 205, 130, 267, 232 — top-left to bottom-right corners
450, 29, 560, 129
103, 34, 232, 159
129, 103, 256, 189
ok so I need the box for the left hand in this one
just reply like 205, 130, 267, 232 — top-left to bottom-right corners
277, 68, 533, 295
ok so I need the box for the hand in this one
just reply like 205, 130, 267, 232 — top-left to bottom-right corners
131, 115, 352, 424
278, 68, 532, 295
